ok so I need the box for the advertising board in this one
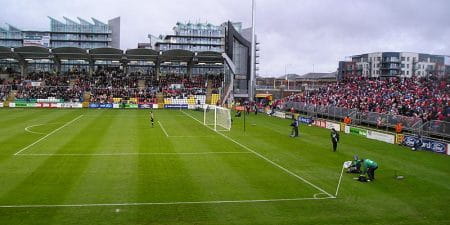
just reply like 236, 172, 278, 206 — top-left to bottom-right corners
325, 121, 341, 131
366, 130, 395, 144
57, 103, 83, 108
36, 103, 57, 108
23, 34, 50, 48
273, 111, 286, 119
138, 104, 153, 109
164, 104, 188, 109
89, 103, 113, 108
299, 116, 313, 124
402, 136, 448, 154
349, 127, 367, 136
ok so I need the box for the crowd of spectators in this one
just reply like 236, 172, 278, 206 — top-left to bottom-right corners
0, 70, 223, 104
0, 85, 9, 101
283, 76, 449, 122
15, 86, 83, 102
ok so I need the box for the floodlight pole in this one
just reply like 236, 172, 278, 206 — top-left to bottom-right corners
249, 0, 256, 102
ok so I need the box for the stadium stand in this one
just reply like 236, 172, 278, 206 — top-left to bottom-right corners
0, 69, 223, 105
282, 76, 449, 122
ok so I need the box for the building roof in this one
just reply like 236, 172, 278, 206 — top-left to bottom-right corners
277, 74, 302, 80
297, 72, 337, 79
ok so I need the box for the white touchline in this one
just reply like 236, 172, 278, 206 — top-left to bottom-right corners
181, 111, 336, 198
158, 121, 169, 137
14, 115, 84, 156
335, 166, 345, 197
0, 196, 335, 208
169, 135, 216, 138
16, 152, 252, 156
24, 124, 47, 135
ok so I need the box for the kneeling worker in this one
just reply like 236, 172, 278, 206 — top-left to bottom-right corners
347, 155, 362, 173
360, 158, 378, 181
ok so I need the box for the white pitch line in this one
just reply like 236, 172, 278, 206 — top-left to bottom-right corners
158, 121, 169, 137
335, 166, 345, 197
169, 135, 216, 138
0, 196, 335, 208
24, 124, 47, 135
16, 152, 252, 156
14, 115, 84, 156
181, 110, 335, 198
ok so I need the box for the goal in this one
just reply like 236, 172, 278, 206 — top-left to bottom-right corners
203, 105, 232, 131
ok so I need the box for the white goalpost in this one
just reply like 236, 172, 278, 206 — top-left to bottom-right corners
203, 105, 232, 131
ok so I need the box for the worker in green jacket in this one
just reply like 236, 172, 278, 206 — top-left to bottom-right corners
360, 158, 378, 181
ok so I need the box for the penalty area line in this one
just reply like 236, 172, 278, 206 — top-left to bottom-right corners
157, 121, 169, 137
180, 110, 336, 198
14, 115, 84, 156
0, 197, 335, 208
24, 124, 47, 135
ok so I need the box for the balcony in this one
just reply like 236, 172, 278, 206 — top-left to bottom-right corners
380, 64, 401, 70
382, 58, 400, 63
51, 37, 112, 42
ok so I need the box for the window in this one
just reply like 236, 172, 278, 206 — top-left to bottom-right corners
406, 71, 409, 75
407, 64, 409, 69
401, 64, 405, 68
401, 57, 405, 61
407, 57, 410, 61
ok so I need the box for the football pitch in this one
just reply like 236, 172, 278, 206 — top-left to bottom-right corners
0, 108, 449, 225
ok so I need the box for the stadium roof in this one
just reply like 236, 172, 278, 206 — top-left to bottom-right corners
89, 47, 124, 61
0, 47, 223, 63
0, 46, 18, 59
125, 48, 158, 61
52, 47, 90, 60
197, 51, 223, 63
13, 46, 51, 60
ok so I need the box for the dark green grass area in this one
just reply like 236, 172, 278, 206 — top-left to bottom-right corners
0, 108, 448, 225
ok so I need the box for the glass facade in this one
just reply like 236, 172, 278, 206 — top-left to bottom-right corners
49, 17, 112, 49
0, 30, 22, 47
232, 39, 249, 77
158, 43, 222, 52
0, 17, 116, 49
155, 22, 225, 52
174, 22, 224, 37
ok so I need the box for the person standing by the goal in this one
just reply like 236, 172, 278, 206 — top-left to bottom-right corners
150, 111, 154, 128
290, 118, 299, 137
331, 128, 339, 152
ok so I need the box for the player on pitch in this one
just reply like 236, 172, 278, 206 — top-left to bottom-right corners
150, 111, 154, 128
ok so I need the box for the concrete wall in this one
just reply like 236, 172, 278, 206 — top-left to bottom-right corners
108, 17, 121, 49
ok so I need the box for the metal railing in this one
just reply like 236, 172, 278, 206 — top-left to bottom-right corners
420, 120, 450, 139
284, 101, 449, 139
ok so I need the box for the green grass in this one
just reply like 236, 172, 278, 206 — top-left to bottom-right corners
0, 108, 449, 225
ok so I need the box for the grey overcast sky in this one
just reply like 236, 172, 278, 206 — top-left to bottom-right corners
0, 0, 449, 77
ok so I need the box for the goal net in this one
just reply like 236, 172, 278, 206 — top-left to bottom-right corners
203, 105, 231, 131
